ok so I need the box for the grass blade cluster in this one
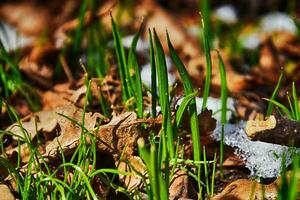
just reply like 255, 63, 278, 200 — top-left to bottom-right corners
153, 30, 174, 158
167, 34, 201, 163
200, 14, 212, 111
111, 15, 144, 116
266, 70, 284, 116
149, 30, 157, 118
216, 50, 227, 177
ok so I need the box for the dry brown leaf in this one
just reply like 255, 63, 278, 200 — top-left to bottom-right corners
0, 1, 81, 37
212, 178, 278, 200
222, 155, 245, 167
0, 184, 15, 200
5, 104, 104, 162
169, 170, 197, 200
41, 83, 73, 111
6, 110, 58, 141
44, 104, 104, 158
19, 44, 58, 88
0, 2, 51, 36
118, 156, 146, 191
95, 112, 141, 158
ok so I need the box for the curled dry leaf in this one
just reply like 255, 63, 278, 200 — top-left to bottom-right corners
245, 115, 300, 147
44, 104, 104, 158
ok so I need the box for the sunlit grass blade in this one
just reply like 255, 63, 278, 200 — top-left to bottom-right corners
111, 14, 130, 101
150, 141, 160, 200
289, 155, 299, 200
216, 50, 227, 178
199, 0, 212, 44
153, 29, 174, 158
149, 29, 157, 118
138, 138, 158, 200
200, 15, 212, 111
264, 98, 293, 119
287, 93, 295, 119
167, 33, 201, 162
210, 152, 217, 196
203, 146, 210, 196
175, 91, 198, 128
266, 70, 284, 116
128, 22, 144, 118
292, 82, 300, 121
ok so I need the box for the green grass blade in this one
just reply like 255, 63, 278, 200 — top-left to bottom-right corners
154, 29, 174, 158
266, 70, 284, 116
201, 15, 212, 111
292, 82, 300, 121
175, 91, 198, 128
111, 14, 130, 101
128, 23, 144, 118
203, 146, 210, 196
149, 29, 157, 118
199, 0, 212, 44
59, 163, 98, 200
216, 50, 228, 124
167, 34, 200, 162
289, 155, 299, 200
150, 142, 160, 200
264, 98, 293, 119
287, 93, 296, 119
216, 50, 227, 178
210, 152, 217, 196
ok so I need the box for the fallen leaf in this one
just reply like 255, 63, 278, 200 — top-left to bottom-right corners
0, 184, 15, 200
118, 156, 146, 191
44, 104, 104, 158
169, 170, 197, 200
19, 44, 58, 88
212, 178, 278, 200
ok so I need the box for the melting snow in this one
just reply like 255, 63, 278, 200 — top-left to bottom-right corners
260, 12, 298, 34
141, 57, 176, 88
213, 122, 300, 179
214, 5, 238, 24
176, 96, 235, 122
0, 21, 33, 52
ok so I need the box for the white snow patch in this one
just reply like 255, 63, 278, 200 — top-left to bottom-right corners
0, 21, 33, 52
141, 57, 176, 88
260, 12, 298, 34
240, 33, 261, 50
214, 5, 238, 24
121, 35, 150, 54
176, 96, 235, 122
213, 122, 300, 178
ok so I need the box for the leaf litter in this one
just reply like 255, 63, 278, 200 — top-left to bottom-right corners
1, 0, 300, 199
